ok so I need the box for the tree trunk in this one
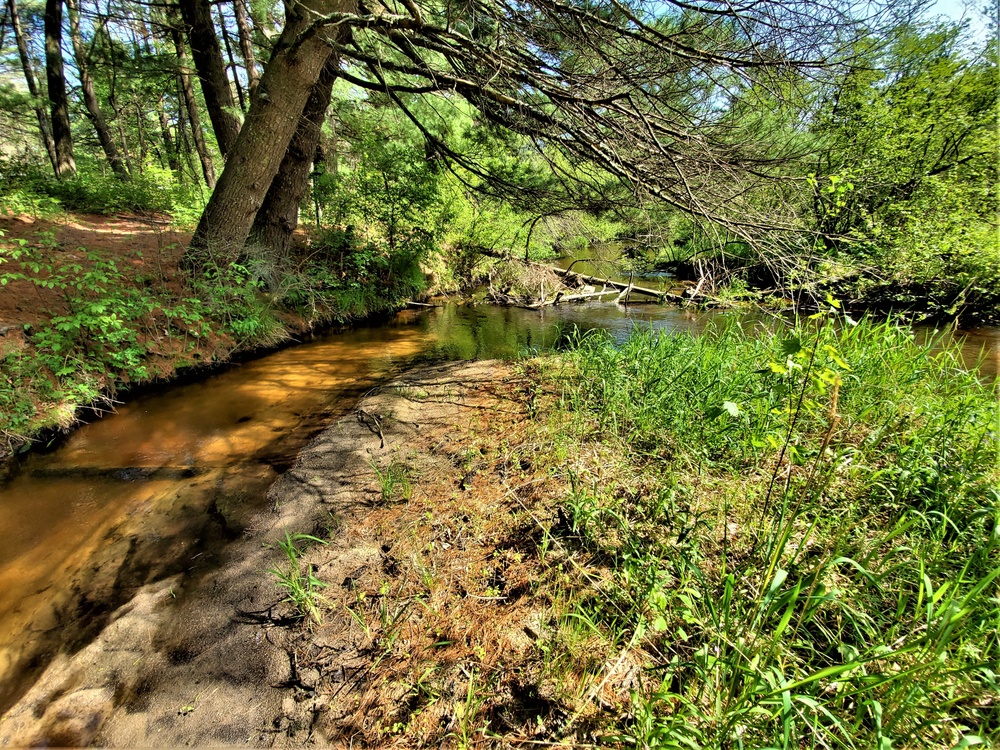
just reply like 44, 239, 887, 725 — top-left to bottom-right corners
216, 4, 246, 112
232, 0, 259, 99
7, 0, 58, 173
134, 101, 147, 169
66, 0, 128, 179
248, 53, 337, 258
177, 0, 240, 158
171, 17, 216, 187
43, 0, 75, 178
102, 29, 134, 175
115, 108, 135, 174
158, 99, 181, 173
175, 95, 201, 184
186, 0, 353, 266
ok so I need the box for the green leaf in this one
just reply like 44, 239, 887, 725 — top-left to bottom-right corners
822, 345, 852, 370
779, 336, 802, 356
953, 736, 983, 749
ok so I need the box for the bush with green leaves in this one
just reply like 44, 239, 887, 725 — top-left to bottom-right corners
803, 21, 999, 317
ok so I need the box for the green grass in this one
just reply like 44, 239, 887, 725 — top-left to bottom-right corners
369, 454, 413, 503
268, 531, 329, 623
535, 312, 999, 748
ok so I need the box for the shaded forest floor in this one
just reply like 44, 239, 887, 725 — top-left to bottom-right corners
0, 212, 190, 341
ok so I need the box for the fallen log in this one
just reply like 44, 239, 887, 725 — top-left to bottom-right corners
525, 289, 620, 309
540, 264, 687, 303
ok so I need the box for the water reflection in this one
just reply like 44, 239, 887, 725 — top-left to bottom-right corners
0, 326, 428, 712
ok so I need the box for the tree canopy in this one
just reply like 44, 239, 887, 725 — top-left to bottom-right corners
0, 0, 996, 297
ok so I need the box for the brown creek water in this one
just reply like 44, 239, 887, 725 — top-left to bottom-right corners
0, 301, 996, 714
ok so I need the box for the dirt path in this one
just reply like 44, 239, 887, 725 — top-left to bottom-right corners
0, 360, 565, 747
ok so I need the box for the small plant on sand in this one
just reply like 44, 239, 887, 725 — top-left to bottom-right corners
452, 669, 488, 749
268, 531, 328, 623
369, 454, 412, 502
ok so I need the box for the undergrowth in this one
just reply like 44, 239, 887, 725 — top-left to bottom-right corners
0, 224, 425, 458
531, 311, 999, 748
0, 161, 207, 221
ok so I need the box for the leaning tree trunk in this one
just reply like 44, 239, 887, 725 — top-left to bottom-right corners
177, 0, 241, 158
247, 52, 338, 259
66, 0, 128, 179
171, 16, 216, 187
185, 0, 354, 267
43, 0, 75, 179
7, 0, 58, 173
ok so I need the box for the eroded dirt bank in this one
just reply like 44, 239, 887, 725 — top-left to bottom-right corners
0, 359, 576, 747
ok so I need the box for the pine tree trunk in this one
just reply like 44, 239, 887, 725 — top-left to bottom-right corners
232, 0, 259, 99
66, 0, 128, 179
248, 53, 337, 258
7, 0, 58, 173
134, 102, 147, 169
43, 0, 75, 178
171, 17, 216, 188
176, 96, 202, 184
158, 100, 181, 173
177, 0, 240, 158
186, 0, 354, 266
216, 4, 246, 112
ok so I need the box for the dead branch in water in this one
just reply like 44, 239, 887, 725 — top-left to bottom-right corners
539, 264, 686, 303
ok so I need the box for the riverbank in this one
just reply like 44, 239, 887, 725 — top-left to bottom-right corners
3, 313, 995, 747
0, 212, 426, 463
0, 359, 544, 745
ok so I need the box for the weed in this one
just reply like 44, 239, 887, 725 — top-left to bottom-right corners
369, 454, 413, 502
452, 668, 487, 749
268, 531, 329, 623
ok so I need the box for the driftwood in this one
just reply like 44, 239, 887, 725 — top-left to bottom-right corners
540, 264, 687, 304
487, 258, 694, 309
524, 288, 620, 309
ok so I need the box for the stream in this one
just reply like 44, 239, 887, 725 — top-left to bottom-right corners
1, 298, 997, 715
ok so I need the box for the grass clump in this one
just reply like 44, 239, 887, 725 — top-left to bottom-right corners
369, 454, 413, 503
535, 312, 998, 748
269, 531, 329, 624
